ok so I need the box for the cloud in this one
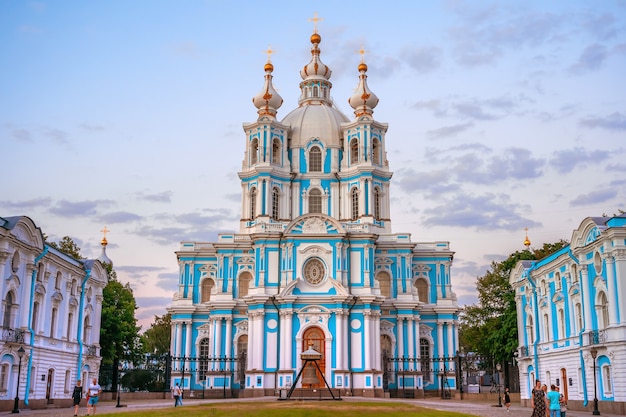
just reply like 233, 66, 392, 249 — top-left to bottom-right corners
550, 147, 611, 174
450, 147, 544, 184
136, 191, 173, 203
569, 44, 608, 73
607, 163, 626, 172
80, 123, 106, 132
48, 199, 115, 217
98, 211, 143, 223
403, 46, 443, 73
569, 189, 617, 206
1, 198, 53, 211
422, 191, 542, 231
579, 112, 626, 131
42, 127, 70, 144
4, 123, 33, 142
154, 272, 179, 292
427, 123, 474, 139
413, 95, 526, 121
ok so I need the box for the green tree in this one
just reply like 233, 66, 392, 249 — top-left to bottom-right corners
141, 313, 171, 355
459, 240, 568, 362
99, 263, 142, 391
45, 235, 85, 259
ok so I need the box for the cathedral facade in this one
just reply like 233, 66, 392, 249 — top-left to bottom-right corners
510, 214, 626, 414
168, 29, 460, 397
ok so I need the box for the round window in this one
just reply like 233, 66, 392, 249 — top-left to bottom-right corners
304, 258, 326, 285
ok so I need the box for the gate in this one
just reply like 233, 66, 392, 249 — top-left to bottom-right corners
169, 354, 245, 398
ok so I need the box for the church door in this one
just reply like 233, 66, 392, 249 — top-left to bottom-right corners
302, 327, 325, 388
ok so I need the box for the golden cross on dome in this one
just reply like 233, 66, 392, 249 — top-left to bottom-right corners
265, 45, 274, 62
101, 225, 110, 239
358, 45, 368, 63
308, 12, 323, 33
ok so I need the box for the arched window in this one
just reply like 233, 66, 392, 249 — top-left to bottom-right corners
575, 303, 583, 333
55, 271, 62, 290
603, 364, 613, 395
238, 272, 252, 298
250, 138, 259, 165
543, 313, 550, 341
350, 139, 359, 163
309, 189, 322, 214
32, 301, 40, 333
83, 316, 91, 344
372, 138, 381, 165
2, 292, 15, 329
555, 272, 561, 291
540, 279, 547, 296
67, 311, 74, 341
309, 146, 322, 172
272, 138, 281, 165
527, 315, 534, 344
313, 86, 319, 97
199, 338, 210, 380
271, 187, 280, 221
377, 271, 391, 297
50, 307, 57, 338
558, 308, 565, 339
71, 279, 77, 296
373, 187, 382, 220
201, 278, 215, 303
11, 251, 20, 273
415, 279, 428, 303
420, 338, 431, 380
598, 291, 609, 328
249, 187, 257, 219
351, 188, 359, 220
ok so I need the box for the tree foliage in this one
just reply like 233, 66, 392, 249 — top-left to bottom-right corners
141, 313, 171, 355
99, 263, 142, 386
45, 234, 85, 259
459, 240, 568, 362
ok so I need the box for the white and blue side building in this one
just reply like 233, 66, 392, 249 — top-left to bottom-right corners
511, 214, 626, 414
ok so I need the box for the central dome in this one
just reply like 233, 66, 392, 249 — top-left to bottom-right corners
281, 103, 349, 147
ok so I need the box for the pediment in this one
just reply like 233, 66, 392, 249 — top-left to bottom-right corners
284, 214, 344, 235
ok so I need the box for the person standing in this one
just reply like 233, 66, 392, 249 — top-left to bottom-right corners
172, 383, 182, 407
530, 380, 546, 417
546, 384, 561, 417
86, 377, 102, 415
558, 386, 568, 417
72, 380, 83, 417
504, 387, 511, 412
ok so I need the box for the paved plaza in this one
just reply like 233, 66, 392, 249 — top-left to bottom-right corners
7, 397, 622, 417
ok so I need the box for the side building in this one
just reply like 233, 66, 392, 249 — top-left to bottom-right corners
168, 29, 460, 398
0, 216, 107, 411
510, 214, 626, 415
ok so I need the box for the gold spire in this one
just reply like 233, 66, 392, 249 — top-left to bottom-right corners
264, 45, 274, 72
100, 225, 110, 246
357, 45, 368, 72
523, 227, 531, 248
308, 12, 323, 34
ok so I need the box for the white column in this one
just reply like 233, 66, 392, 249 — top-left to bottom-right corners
615, 251, 626, 324
335, 311, 344, 370
374, 311, 381, 370
247, 315, 254, 372
284, 311, 293, 369
605, 255, 618, 325
580, 265, 593, 331
225, 318, 233, 366
213, 318, 222, 370
397, 318, 404, 360
407, 317, 415, 367
364, 311, 371, 370
437, 322, 444, 358
447, 323, 454, 358
185, 322, 192, 358
176, 323, 183, 369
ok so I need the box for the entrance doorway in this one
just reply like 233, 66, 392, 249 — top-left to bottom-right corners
302, 327, 325, 388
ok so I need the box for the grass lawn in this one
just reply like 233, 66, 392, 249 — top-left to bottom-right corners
96, 401, 479, 417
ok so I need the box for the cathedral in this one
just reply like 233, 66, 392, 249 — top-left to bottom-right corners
168, 26, 460, 397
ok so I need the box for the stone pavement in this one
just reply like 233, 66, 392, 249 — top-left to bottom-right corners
6, 396, 623, 417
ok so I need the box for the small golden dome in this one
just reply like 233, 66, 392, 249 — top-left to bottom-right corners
358, 62, 368, 72
523, 228, 531, 248
264, 62, 274, 72
310, 33, 321, 44
101, 236, 108, 246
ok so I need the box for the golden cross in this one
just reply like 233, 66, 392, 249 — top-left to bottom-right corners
101, 226, 110, 238
308, 12, 323, 33
358, 45, 368, 63
265, 45, 274, 62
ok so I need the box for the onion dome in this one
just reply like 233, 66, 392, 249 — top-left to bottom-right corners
523, 228, 531, 248
348, 51, 379, 118
300, 33, 332, 82
252, 50, 283, 120
97, 226, 113, 266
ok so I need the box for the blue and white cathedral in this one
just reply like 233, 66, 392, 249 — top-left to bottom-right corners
168, 28, 460, 397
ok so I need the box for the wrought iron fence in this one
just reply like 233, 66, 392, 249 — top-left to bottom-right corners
0, 327, 25, 343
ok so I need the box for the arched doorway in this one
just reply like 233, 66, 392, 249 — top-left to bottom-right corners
381, 334, 392, 390
302, 327, 325, 388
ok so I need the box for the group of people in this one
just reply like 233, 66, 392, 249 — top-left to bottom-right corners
71, 377, 102, 416
531, 379, 568, 417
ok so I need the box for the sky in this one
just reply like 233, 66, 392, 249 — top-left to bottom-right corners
2, 0, 625, 331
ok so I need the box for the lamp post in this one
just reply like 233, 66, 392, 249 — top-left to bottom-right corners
590, 347, 600, 415
12, 346, 25, 414
116, 362, 123, 408
496, 363, 502, 407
